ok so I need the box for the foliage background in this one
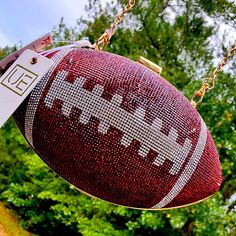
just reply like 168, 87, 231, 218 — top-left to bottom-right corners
0, 0, 236, 235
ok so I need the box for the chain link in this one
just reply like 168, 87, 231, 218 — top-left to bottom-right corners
95, 0, 136, 50
191, 41, 236, 108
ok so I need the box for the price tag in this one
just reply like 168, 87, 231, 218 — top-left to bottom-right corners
0, 49, 53, 128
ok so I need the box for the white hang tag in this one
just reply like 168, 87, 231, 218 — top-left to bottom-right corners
0, 49, 53, 128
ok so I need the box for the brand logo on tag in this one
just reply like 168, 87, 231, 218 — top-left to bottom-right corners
0, 49, 53, 128
1, 64, 38, 96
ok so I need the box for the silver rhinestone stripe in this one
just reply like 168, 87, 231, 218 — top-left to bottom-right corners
25, 49, 72, 147
44, 70, 192, 175
151, 118, 207, 208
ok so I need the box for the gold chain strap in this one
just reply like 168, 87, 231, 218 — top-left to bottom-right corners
95, 0, 136, 50
95, 0, 236, 108
191, 41, 236, 108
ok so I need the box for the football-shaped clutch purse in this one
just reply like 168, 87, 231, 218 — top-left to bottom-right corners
13, 46, 222, 209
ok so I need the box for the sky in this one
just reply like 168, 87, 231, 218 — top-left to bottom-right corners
0, 0, 95, 47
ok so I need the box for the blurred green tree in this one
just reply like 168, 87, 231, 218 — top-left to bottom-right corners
0, 0, 236, 235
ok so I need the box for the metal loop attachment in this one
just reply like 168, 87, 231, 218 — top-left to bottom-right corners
190, 80, 210, 108
190, 41, 236, 108
30, 57, 38, 65
95, 31, 111, 50
95, 0, 136, 50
